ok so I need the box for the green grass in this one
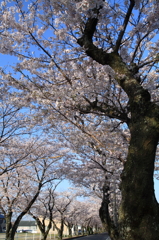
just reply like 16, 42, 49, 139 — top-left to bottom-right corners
0, 233, 59, 240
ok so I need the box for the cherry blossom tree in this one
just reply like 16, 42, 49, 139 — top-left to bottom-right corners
28, 184, 59, 240
0, 140, 64, 240
1, 1, 159, 239
52, 191, 75, 240
63, 200, 79, 237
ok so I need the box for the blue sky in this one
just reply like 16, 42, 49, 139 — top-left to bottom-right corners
154, 179, 159, 202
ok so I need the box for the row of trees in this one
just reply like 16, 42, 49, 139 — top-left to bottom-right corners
0, 92, 103, 240
0, 0, 159, 239
30, 190, 102, 240
1, 164, 102, 240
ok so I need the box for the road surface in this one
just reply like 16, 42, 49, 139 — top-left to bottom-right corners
71, 233, 109, 240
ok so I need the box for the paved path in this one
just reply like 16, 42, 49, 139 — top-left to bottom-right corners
71, 233, 109, 240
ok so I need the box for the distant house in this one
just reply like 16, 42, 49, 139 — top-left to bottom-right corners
17, 219, 71, 236
0, 214, 6, 233
17, 219, 78, 236
17, 221, 37, 233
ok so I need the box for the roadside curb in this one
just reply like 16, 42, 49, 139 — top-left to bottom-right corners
63, 233, 109, 240
63, 235, 88, 239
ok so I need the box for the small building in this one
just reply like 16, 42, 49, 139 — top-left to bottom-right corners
17, 219, 78, 236
0, 214, 6, 233
17, 221, 37, 233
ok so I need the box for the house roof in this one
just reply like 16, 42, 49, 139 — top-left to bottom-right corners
19, 221, 36, 227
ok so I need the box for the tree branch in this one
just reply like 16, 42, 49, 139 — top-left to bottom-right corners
77, 97, 130, 123
77, 6, 115, 66
114, 0, 135, 53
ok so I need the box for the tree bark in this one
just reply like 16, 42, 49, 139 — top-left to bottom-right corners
33, 217, 52, 240
52, 218, 64, 240
99, 178, 119, 240
68, 226, 72, 237
5, 212, 25, 240
5, 212, 13, 240
66, 222, 73, 237
118, 111, 159, 240
57, 228, 63, 240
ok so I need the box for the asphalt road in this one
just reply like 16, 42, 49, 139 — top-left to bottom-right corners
71, 233, 109, 240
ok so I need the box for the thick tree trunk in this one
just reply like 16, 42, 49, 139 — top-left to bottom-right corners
5, 215, 14, 240
5, 212, 21, 240
119, 115, 159, 240
99, 103, 159, 240
41, 232, 48, 240
54, 219, 64, 240
68, 227, 72, 237
73, 225, 78, 236
99, 181, 111, 232
81, 226, 85, 235
67, 223, 73, 237
99, 178, 119, 240
33, 217, 52, 240
57, 229, 63, 240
